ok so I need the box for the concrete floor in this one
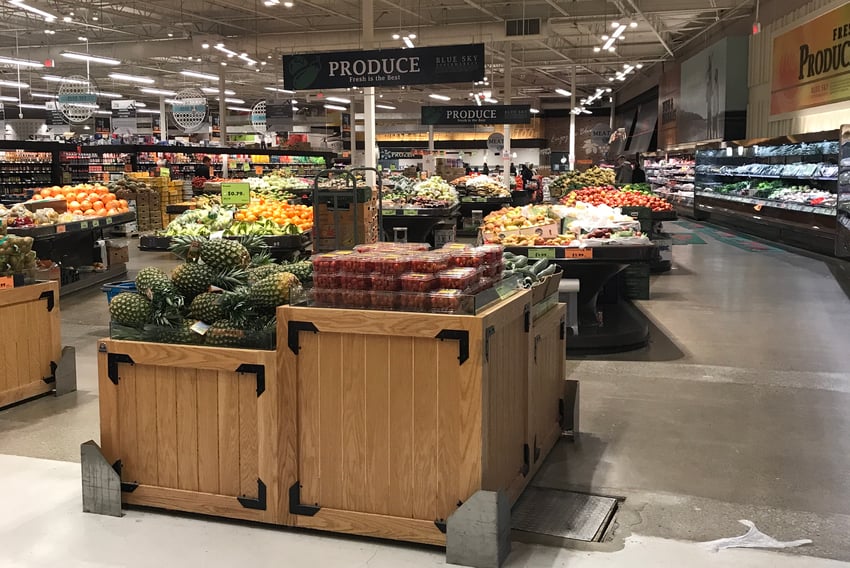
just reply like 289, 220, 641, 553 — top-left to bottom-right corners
1, 224, 849, 566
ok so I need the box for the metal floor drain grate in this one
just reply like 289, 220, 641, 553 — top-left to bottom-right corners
512, 487, 618, 542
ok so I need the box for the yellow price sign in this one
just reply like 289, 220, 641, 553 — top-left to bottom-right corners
221, 182, 251, 206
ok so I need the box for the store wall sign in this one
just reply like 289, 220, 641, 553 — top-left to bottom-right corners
486, 132, 504, 153
283, 44, 485, 89
771, 3, 850, 115
421, 105, 532, 125
379, 148, 422, 160
266, 100, 293, 133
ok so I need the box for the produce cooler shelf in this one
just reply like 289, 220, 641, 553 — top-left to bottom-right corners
7, 212, 136, 239
380, 205, 460, 217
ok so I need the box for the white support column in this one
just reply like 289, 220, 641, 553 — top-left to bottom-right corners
348, 97, 357, 166
219, 68, 228, 146
362, 0, 377, 187
426, 125, 435, 175
158, 96, 167, 143
569, 65, 576, 171
502, 42, 512, 189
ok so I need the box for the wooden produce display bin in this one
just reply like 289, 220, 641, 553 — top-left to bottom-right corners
0, 281, 61, 408
96, 340, 289, 526
278, 289, 544, 546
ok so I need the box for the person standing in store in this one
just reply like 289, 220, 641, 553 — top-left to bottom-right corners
194, 156, 213, 179
510, 162, 517, 176
482, 162, 490, 175
615, 155, 633, 184
631, 154, 646, 184
521, 163, 533, 187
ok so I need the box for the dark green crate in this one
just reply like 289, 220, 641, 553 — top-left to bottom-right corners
623, 262, 650, 300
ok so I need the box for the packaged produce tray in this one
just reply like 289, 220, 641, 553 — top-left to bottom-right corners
381, 205, 460, 217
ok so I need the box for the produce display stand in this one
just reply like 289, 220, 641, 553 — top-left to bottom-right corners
504, 244, 656, 353
9, 211, 137, 295
92, 288, 568, 552
457, 196, 512, 238
313, 168, 382, 251
0, 281, 75, 408
380, 204, 460, 244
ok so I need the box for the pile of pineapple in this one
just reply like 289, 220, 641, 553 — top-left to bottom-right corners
109, 235, 310, 349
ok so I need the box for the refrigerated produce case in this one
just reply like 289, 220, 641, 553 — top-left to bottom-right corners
693, 130, 840, 255
836, 125, 850, 258
644, 151, 695, 218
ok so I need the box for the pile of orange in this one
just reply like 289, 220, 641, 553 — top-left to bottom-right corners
30, 184, 131, 217
233, 199, 313, 232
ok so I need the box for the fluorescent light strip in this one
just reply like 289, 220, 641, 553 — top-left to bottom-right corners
0, 56, 43, 68
265, 87, 295, 94
611, 24, 626, 39
529, 108, 540, 114
18, 103, 45, 109
324, 104, 347, 111
180, 70, 219, 81
219, 97, 245, 104
0, 79, 28, 89
140, 87, 177, 96
30, 92, 56, 99
403, 36, 414, 49
96, 91, 123, 99
214, 44, 238, 58
227, 106, 252, 112
10, 0, 56, 22
0, 96, 19, 102
201, 87, 236, 96
43, 75, 89, 84
484, 98, 498, 104
375, 104, 396, 110
325, 96, 350, 104
109, 73, 155, 84
94, 110, 111, 115
137, 108, 160, 114
429, 94, 450, 101
555, 88, 571, 97
61, 51, 121, 66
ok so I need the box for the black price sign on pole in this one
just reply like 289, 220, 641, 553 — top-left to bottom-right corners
283, 44, 485, 89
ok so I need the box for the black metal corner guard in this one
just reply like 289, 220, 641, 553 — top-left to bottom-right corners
521, 443, 530, 477
236, 364, 266, 397
39, 290, 55, 312
238, 479, 267, 510
288, 321, 319, 355
435, 520, 447, 533
107, 353, 134, 385
435, 329, 469, 365
111, 460, 138, 493
289, 482, 320, 516
42, 360, 57, 384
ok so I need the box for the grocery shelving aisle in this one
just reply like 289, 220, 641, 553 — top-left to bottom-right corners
1, 228, 850, 566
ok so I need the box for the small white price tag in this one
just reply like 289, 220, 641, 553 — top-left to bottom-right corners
190, 321, 211, 335
210, 231, 225, 240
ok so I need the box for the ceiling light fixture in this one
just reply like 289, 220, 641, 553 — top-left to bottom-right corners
30, 92, 56, 99
265, 87, 295, 94
10, 0, 56, 22
403, 36, 415, 49
284, 1, 293, 6
137, 108, 160, 114
63, 16, 71, 22
109, 72, 155, 84
61, 51, 121, 65
0, 79, 28, 89
214, 44, 238, 58
201, 87, 236, 96
429, 94, 450, 101
227, 106, 252, 112
376, 104, 396, 110
18, 103, 45, 109
43, 75, 88, 84
220, 97, 245, 104
0, 56, 43, 68
201, 42, 210, 49
44, 29, 55, 34
555, 88, 571, 97
324, 104, 347, 111
77, 36, 87, 41
181, 70, 219, 81
325, 96, 350, 104
0, 96, 20, 102
95, 91, 123, 98
629, 21, 638, 28
529, 108, 540, 114
140, 87, 177, 96
484, 97, 498, 104
92, 16, 98, 21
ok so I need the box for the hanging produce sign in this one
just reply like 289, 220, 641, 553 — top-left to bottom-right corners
771, 3, 850, 115
421, 105, 532, 125
45, 101, 68, 126
250, 100, 267, 133
57, 75, 98, 124
265, 100, 293, 133
170, 88, 208, 133
111, 99, 137, 134
283, 43, 485, 89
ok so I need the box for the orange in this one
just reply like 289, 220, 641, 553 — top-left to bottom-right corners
83, 208, 96, 216
80, 200, 92, 210
102, 193, 115, 203
40, 188, 52, 198
95, 208, 106, 217
118, 199, 128, 208
76, 192, 88, 202
31, 194, 43, 201
68, 200, 81, 210
92, 200, 104, 210
106, 201, 118, 210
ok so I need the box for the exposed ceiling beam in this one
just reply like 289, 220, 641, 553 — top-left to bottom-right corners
462, 0, 502, 22
378, 0, 436, 25
623, 0, 675, 56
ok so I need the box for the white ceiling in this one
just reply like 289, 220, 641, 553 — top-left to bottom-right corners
0, 0, 755, 115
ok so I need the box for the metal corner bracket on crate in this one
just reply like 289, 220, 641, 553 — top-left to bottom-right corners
289, 481, 320, 516
435, 329, 469, 365
287, 321, 319, 355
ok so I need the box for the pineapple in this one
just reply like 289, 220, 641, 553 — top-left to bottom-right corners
200, 239, 250, 272
157, 319, 204, 345
189, 292, 225, 323
135, 267, 174, 298
210, 266, 250, 291
171, 262, 213, 299
279, 260, 312, 283
205, 320, 246, 347
248, 263, 288, 285
109, 293, 152, 328
249, 272, 301, 309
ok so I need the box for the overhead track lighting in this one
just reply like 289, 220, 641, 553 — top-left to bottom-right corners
181, 70, 219, 81
30, 92, 56, 99
109, 73, 155, 84
61, 51, 121, 65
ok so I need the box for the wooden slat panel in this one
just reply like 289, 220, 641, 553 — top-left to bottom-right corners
123, 485, 266, 524
297, 332, 321, 507
118, 362, 139, 484
341, 333, 366, 512
437, 339, 461, 521
294, 507, 447, 547
135, 364, 159, 485
100, 339, 272, 371
238, 370, 259, 499
16, 303, 36, 390
155, 366, 178, 488
457, 327, 484, 504
217, 370, 241, 496
29, 299, 49, 382
363, 335, 390, 515
411, 337, 439, 521
97, 349, 119, 463
317, 333, 343, 509
0, 380, 52, 409
196, 371, 220, 494
386, 336, 415, 518
175, 368, 199, 492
